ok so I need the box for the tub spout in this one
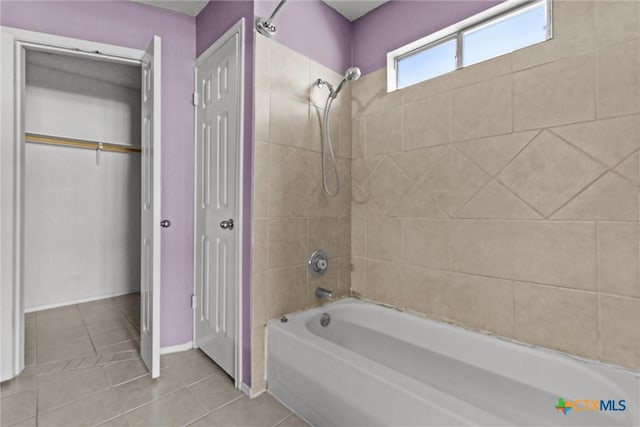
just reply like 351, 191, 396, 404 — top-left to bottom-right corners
315, 287, 333, 300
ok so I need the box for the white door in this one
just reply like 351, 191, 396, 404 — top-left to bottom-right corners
195, 28, 240, 378
140, 36, 161, 378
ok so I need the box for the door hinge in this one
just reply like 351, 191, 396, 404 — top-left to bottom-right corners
191, 294, 197, 309
192, 92, 199, 107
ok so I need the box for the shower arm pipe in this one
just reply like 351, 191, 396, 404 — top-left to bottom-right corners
256, 0, 288, 37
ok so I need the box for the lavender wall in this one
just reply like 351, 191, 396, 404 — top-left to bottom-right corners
352, 0, 501, 75
0, 0, 196, 348
196, 0, 255, 386
254, 0, 352, 73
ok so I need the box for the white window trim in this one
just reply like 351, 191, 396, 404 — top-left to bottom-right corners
387, 0, 553, 92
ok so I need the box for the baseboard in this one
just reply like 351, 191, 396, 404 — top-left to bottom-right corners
25, 290, 139, 313
160, 341, 194, 355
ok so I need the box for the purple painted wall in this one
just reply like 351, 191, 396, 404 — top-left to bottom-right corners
0, 0, 197, 348
352, 0, 501, 75
254, 0, 352, 73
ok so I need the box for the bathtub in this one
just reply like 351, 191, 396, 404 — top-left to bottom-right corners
267, 298, 639, 426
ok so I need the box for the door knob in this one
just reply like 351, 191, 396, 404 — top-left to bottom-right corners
160, 220, 171, 228
220, 219, 234, 230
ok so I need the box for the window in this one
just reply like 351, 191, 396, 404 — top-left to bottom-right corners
388, 0, 551, 91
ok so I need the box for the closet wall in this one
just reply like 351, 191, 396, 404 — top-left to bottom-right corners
24, 52, 142, 310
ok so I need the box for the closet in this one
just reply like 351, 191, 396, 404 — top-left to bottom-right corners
23, 50, 142, 311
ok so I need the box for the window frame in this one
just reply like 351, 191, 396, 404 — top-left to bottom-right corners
387, 0, 553, 92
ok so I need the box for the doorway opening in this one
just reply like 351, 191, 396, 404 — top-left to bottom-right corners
23, 48, 143, 366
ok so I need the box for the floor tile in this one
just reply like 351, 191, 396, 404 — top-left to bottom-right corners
0, 373, 36, 398
166, 353, 225, 386
97, 415, 130, 427
188, 373, 242, 411
112, 369, 184, 412
90, 328, 138, 350
37, 366, 110, 412
36, 335, 95, 364
103, 359, 148, 387
97, 340, 139, 355
36, 325, 89, 348
159, 349, 200, 369
38, 388, 122, 427
0, 390, 36, 425
7, 416, 37, 426
276, 415, 310, 427
196, 394, 292, 427
125, 389, 207, 427
85, 317, 136, 336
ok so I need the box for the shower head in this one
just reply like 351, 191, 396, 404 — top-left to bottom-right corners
345, 67, 361, 81
333, 66, 361, 97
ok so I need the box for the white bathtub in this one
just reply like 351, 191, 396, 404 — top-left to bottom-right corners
267, 298, 639, 426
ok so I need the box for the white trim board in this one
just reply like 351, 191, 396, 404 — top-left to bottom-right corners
0, 26, 146, 382
160, 341, 194, 355
25, 291, 140, 313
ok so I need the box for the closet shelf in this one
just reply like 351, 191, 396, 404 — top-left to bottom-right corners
25, 133, 141, 154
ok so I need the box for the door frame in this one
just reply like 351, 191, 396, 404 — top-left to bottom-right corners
0, 26, 150, 381
192, 18, 245, 389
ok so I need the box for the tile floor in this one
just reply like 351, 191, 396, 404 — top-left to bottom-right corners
1, 295, 307, 427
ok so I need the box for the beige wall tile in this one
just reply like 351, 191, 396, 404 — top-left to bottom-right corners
513, 54, 596, 130
267, 149, 315, 217
455, 131, 538, 176
451, 220, 597, 290
253, 219, 268, 274
418, 147, 491, 215
352, 118, 365, 159
252, 272, 268, 328
511, 1, 595, 71
615, 152, 639, 184
456, 180, 541, 219
599, 295, 640, 370
552, 172, 639, 221
267, 218, 307, 269
366, 217, 403, 263
364, 107, 402, 157
515, 284, 598, 359
351, 68, 402, 117
269, 94, 309, 148
363, 157, 412, 214
499, 131, 605, 217
403, 93, 450, 150
400, 72, 453, 104
255, 35, 270, 90
402, 266, 455, 320
597, 40, 640, 119
251, 326, 266, 383
350, 257, 366, 296
403, 219, 450, 270
389, 146, 446, 182
451, 75, 512, 141
267, 265, 308, 319
598, 223, 640, 298
451, 273, 515, 338
552, 115, 640, 168
254, 88, 270, 142
389, 186, 447, 218
450, 54, 512, 89
351, 217, 365, 257
364, 259, 405, 304
595, 1, 640, 48
269, 41, 310, 102
253, 141, 270, 218
308, 217, 341, 258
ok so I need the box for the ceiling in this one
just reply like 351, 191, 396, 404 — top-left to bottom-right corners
132, 0, 208, 16
132, 0, 387, 21
26, 50, 141, 89
321, 0, 388, 21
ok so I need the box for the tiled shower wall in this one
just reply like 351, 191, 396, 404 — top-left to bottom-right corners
351, 0, 640, 371
251, 36, 352, 390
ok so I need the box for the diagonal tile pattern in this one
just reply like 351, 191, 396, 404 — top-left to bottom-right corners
498, 130, 606, 217
1, 296, 305, 427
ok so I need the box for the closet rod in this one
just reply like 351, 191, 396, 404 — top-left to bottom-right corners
25, 133, 141, 154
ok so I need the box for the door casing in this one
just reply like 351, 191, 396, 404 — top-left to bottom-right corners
0, 26, 156, 381
193, 18, 245, 389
